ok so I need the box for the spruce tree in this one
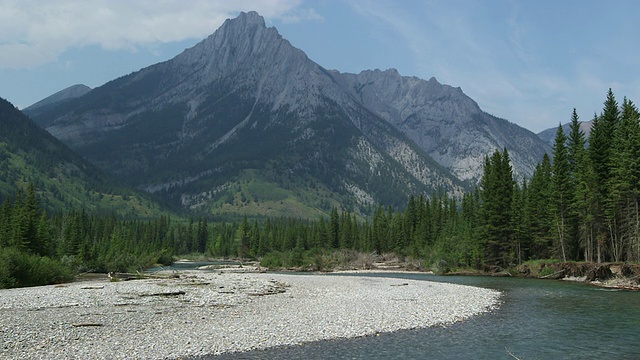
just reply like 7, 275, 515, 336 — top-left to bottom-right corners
480, 148, 514, 267
609, 97, 640, 261
526, 154, 554, 259
552, 123, 571, 261
568, 110, 597, 261
589, 89, 620, 261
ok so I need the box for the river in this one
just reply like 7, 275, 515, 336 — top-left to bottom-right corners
203, 272, 640, 360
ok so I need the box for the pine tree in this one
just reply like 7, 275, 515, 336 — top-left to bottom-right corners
329, 207, 340, 248
480, 148, 515, 267
568, 110, 597, 261
10, 190, 30, 251
35, 211, 53, 257
552, 123, 571, 261
589, 89, 620, 261
511, 181, 527, 264
609, 97, 640, 261
525, 154, 554, 259
0, 198, 12, 248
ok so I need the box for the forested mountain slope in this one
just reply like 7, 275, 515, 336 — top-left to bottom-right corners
31, 12, 464, 217
0, 97, 168, 217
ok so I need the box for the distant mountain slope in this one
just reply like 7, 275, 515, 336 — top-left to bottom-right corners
537, 120, 593, 147
22, 84, 91, 119
334, 69, 550, 182
31, 12, 464, 216
30, 11, 553, 217
0, 97, 168, 217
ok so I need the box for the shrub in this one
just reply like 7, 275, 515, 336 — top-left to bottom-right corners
538, 266, 556, 278
260, 251, 284, 268
0, 247, 74, 288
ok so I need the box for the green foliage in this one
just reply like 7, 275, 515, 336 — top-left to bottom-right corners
3, 88, 640, 281
480, 148, 515, 267
0, 247, 73, 288
259, 250, 305, 269
552, 123, 572, 261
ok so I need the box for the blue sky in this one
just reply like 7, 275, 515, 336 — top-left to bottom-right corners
1, 0, 639, 133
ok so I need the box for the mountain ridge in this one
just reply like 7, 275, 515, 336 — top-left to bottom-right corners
30, 11, 547, 216
537, 120, 593, 146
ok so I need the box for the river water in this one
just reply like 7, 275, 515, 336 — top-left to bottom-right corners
205, 272, 640, 360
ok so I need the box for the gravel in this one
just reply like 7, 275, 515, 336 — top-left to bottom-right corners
0, 271, 500, 359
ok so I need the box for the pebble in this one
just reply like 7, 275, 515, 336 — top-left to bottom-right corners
0, 272, 500, 359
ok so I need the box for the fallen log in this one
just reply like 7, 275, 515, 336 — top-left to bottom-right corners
139, 290, 186, 297
540, 270, 565, 279
72, 322, 103, 327
81, 285, 104, 290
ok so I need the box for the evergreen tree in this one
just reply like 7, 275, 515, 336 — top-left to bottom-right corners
480, 148, 515, 267
609, 97, 640, 261
35, 211, 53, 257
568, 111, 597, 261
511, 181, 527, 264
329, 207, 340, 248
589, 89, 620, 261
0, 198, 12, 247
196, 218, 208, 254
552, 123, 571, 261
525, 155, 554, 259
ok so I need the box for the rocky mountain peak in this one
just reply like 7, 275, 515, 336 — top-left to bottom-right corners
234, 11, 267, 28
175, 11, 282, 69
29, 11, 550, 216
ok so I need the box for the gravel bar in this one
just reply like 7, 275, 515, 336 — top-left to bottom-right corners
0, 272, 500, 359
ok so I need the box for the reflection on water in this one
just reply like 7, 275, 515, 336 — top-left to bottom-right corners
194, 273, 640, 360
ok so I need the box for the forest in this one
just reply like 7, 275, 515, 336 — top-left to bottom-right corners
1, 89, 638, 288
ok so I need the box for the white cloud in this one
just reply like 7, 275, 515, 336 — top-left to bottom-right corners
0, 0, 312, 68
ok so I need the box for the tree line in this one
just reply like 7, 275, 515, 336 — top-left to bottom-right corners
472, 89, 640, 267
1, 89, 638, 288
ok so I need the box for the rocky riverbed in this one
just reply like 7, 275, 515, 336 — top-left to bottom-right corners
0, 271, 500, 359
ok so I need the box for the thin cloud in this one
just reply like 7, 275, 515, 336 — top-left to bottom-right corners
0, 0, 313, 69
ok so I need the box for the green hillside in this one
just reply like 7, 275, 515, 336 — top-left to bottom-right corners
0, 97, 171, 218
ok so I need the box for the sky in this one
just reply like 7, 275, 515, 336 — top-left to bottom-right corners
1, 0, 639, 133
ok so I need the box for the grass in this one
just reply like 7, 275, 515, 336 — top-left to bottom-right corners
202, 169, 347, 220
518, 259, 562, 278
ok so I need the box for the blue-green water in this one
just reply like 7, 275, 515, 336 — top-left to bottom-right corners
201, 272, 640, 360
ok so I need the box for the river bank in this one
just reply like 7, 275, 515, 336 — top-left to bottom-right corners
0, 271, 500, 359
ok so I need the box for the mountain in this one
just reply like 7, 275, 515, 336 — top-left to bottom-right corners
30, 11, 545, 217
334, 69, 551, 182
0, 97, 168, 217
537, 120, 593, 147
22, 84, 91, 119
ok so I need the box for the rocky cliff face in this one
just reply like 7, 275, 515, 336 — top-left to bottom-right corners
334, 69, 550, 182
537, 120, 593, 147
32, 12, 465, 216
31, 11, 550, 216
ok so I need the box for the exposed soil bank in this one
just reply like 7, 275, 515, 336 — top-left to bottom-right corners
514, 261, 640, 290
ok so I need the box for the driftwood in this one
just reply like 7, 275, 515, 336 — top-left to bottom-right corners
81, 285, 104, 290
72, 322, 103, 327
246, 287, 287, 296
540, 270, 565, 279
108, 272, 178, 281
390, 283, 409, 287
139, 290, 186, 297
